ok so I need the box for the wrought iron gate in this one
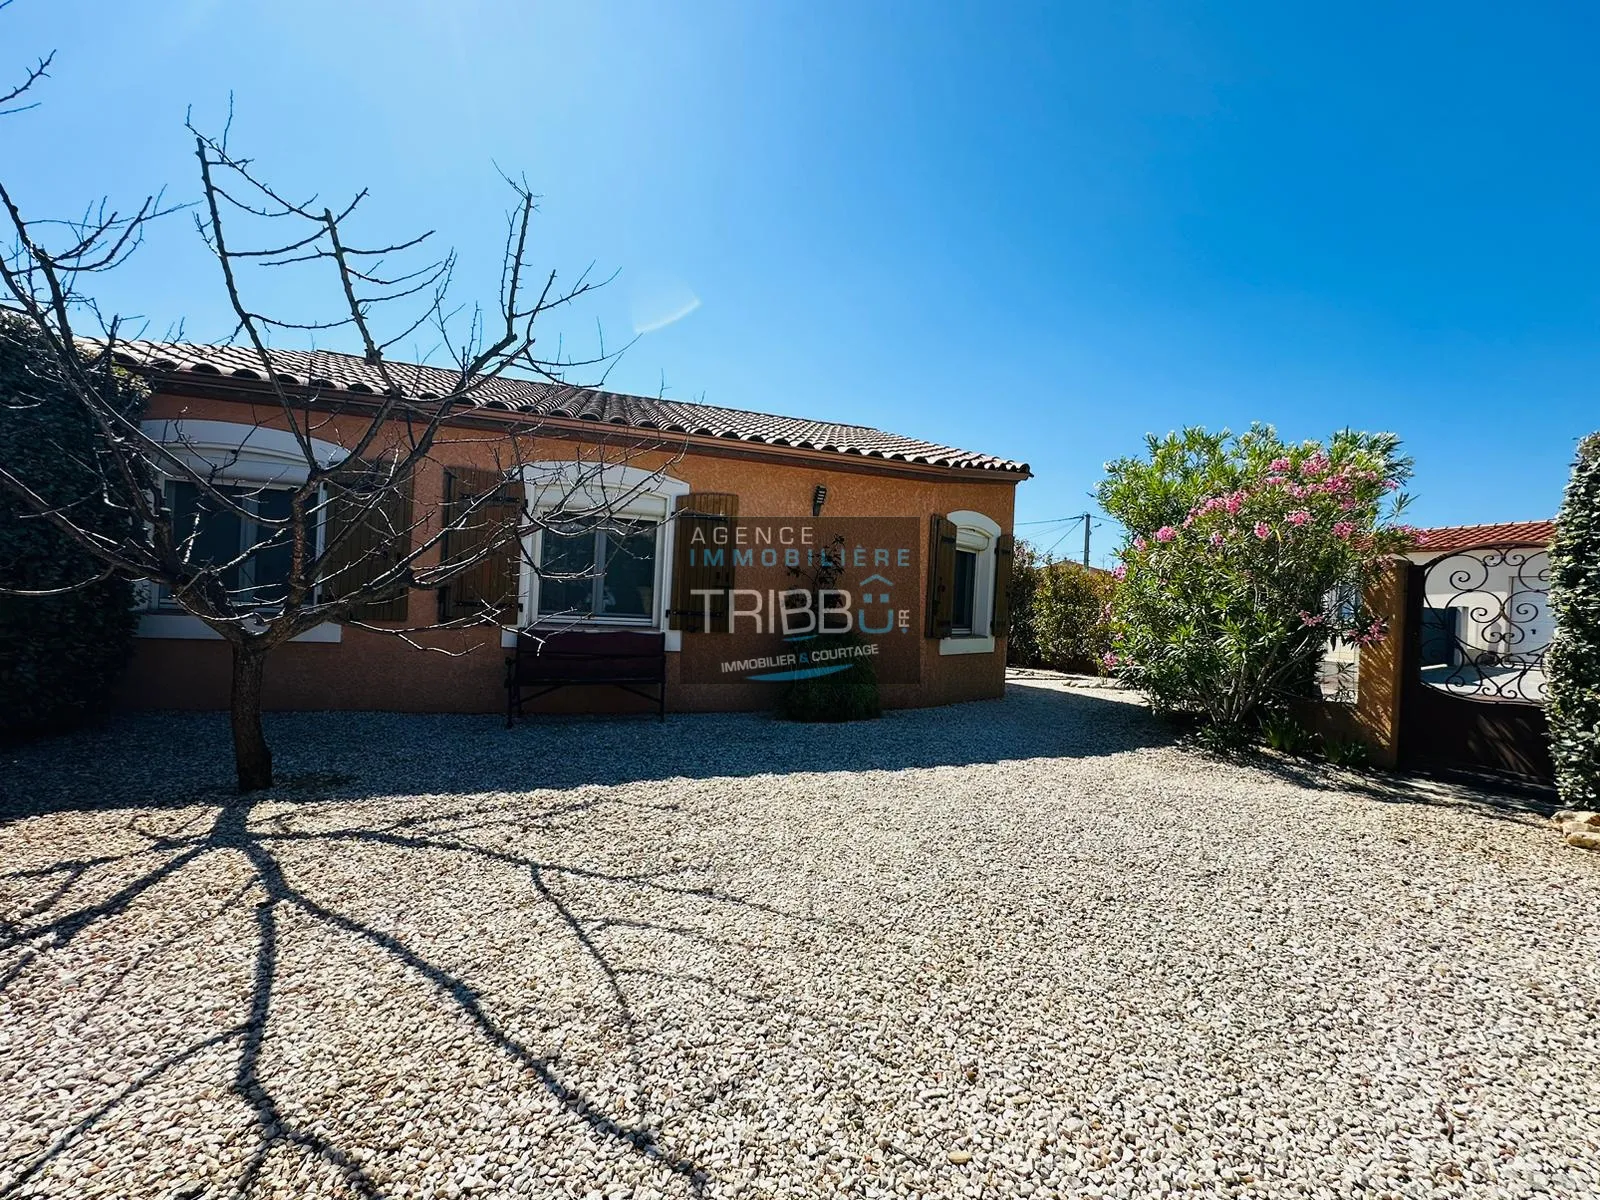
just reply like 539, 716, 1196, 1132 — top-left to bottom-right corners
1400, 546, 1554, 784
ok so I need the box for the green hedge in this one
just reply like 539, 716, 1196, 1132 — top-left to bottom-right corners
1548, 432, 1600, 808
1005, 544, 1115, 673
0, 315, 147, 741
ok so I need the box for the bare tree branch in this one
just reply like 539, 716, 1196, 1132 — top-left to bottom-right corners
1, 24, 677, 790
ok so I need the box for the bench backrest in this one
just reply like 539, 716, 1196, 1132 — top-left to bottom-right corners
512, 630, 666, 683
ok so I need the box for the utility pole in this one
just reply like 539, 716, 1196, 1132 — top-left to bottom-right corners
1081, 512, 1092, 567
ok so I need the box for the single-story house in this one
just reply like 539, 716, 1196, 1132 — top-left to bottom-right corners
110, 342, 1029, 716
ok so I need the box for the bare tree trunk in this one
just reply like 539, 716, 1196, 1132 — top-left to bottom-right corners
230, 645, 273, 792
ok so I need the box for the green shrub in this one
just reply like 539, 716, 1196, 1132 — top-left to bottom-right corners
1096, 425, 1416, 745
0, 315, 147, 741
1261, 709, 1316, 756
1004, 540, 1042, 666
1006, 547, 1115, 673
1547, 432, 1600, 808
1321, 736, 1371, 769
774, 632, 882, 722
1034, 559, 1115, 673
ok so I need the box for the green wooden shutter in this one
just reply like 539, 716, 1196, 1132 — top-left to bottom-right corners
321, 465, 414, 623
926, 514, 957, 639
992, 531, 1015, 637
670, 492, 739, 633
438, 467, 522, 623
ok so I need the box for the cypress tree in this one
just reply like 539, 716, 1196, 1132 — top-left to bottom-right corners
1547, 432, 1600, 807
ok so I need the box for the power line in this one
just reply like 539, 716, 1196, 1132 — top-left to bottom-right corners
1030, 518, 1081, 563
1041, 521, 1079, 559
1020, 510, 1117, 569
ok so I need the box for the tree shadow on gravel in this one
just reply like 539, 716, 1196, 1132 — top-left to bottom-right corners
0, 683, 1175, 1194
1242, 751, 1558, 827
0, 786, 822, 1197
0, 682, 1172, 823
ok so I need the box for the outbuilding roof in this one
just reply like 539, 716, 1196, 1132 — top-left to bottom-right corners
109, 341, 1030, 476
1412, 520, 1555, 552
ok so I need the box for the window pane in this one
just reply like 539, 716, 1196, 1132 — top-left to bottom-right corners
952, 549, 977, 633
598, 523, 656, 618
537, 529, 597, 616
246, 488, 294, 606
167, 481, 244, 595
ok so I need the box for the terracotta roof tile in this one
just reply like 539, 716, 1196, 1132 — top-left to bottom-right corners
108, 341, 1030, 475
1414, 520, 1555, 552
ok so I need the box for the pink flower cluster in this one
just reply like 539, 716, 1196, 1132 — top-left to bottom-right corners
1101, 651, 1120, 670
1189, 490, 1249, 521
1124, 452, 1403, 569
1341, 618, 1387, 647
1255, 469, 1365, 502
1111, 563, 1128, 581
1168, 457, 1400, 549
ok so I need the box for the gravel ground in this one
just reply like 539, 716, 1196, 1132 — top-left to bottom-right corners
2, 677, 1597, 1200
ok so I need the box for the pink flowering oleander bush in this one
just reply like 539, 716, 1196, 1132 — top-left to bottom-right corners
1096, 425, 1417, 747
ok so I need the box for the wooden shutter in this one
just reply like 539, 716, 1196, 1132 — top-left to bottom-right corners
926, 514, 957, 639
438, 467, 522, 623
670, 492, 739, 633
992, 532, 1015, 637
321, 465, 415, 623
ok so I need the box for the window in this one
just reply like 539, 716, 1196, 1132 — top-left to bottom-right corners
515, 461, 691, 647
938, 510, 1005, 656
536, 519, 659, 621
162, 480, 305, 610
136, 419, 347, 643
951, 549, 978, 635
1421, 606, 1462, 669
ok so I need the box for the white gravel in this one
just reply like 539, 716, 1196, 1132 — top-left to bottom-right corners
2, 676, 1597, 1200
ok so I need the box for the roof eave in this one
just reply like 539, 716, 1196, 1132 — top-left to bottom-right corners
143, 369, 1032, 482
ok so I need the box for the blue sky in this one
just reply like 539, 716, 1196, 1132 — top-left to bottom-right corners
4, 0, 1596, 563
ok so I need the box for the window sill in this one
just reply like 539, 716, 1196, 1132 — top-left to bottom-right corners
939, 634, 996, 656
138, 614, 343, 644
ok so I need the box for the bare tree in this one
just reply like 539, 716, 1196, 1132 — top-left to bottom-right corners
0, 29, 668, 791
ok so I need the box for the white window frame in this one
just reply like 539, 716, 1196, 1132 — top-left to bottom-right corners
135, 420, 346, 643
510, 462, 691, 651
940, 509, 1002, 656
